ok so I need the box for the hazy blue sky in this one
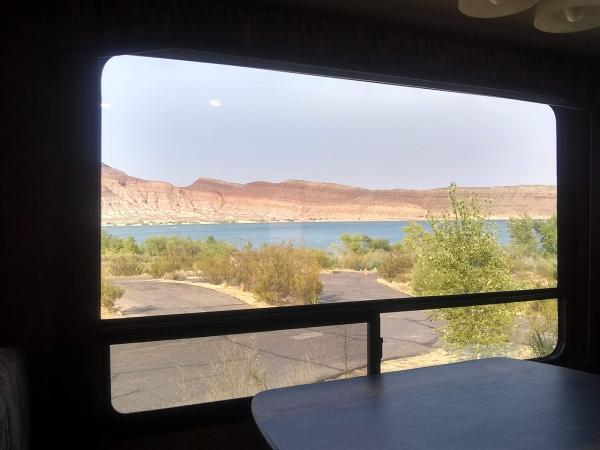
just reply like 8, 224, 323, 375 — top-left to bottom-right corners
101, 55, 556, 190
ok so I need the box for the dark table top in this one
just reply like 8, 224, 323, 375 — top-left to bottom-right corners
252, 357, 600, 450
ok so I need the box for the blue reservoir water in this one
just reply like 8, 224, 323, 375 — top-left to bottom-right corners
103, 220, 511, 250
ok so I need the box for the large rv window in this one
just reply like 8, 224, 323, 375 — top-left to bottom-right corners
101, 55, 557, 411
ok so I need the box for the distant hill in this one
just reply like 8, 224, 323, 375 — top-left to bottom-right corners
101, 164, 557, 225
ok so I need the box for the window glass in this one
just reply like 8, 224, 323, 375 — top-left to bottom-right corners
101, 56, 556, 320
381, 299, 558, 373
110, 324, 367, 412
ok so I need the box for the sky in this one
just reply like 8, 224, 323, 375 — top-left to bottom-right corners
101, 55, 556, 190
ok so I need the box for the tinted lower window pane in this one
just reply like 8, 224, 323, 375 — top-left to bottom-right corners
381, 299, 558, 372
110, 324, 367, 413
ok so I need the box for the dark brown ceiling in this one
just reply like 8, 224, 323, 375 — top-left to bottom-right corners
258, 0, 600, 62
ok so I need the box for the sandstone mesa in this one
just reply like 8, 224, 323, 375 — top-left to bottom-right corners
101, 164, 557, 226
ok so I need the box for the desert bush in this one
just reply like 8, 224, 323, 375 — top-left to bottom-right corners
101, 230, 140, 255
307, 248, 336, 270
524, 300, 558, 358
195, 247, 236, 284
143, 236, 232, 278
229, 245, 260, 290
378, 249, 414, 282
338, 249, 388, 271
205, 340, 267, 402
163, 270, 188, 281
146, 255, 186, 278
103, 253, 146, 276
508, 248, 556, 289
251, 244, 323, 305
340, 234, 390, 254
101, 277, 124, 311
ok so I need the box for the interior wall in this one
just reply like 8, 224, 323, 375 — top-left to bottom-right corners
2, 1, 599, 449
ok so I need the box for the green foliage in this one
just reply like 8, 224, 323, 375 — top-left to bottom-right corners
506, 215, 557, 290
409, 184, 517, 356
429, 304, 519, 357
250, 244, 323, 305
103, 253, 146, 276
340, 234, 390, 254
337, 234, 390, 270
101, 231, 140, 255
525, 300, 558, 358
194, 242, 325, 305
412, 185, 512, 296
401, 222, 430, 258
101, 277, 124, 311
508, 248, 556, 289
339, 249, 388, 271
195, 247, 236, 284
508, 216, 538, 255
378, 247, 414, 282
144, 236, 233, 278
533, 215, 557, 256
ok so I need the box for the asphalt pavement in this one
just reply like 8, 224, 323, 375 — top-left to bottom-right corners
110, 272, 438, 413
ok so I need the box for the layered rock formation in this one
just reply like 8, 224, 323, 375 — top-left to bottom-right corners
101, 164, 557, 225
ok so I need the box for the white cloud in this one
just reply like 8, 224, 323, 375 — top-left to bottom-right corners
209, 99, 222, 107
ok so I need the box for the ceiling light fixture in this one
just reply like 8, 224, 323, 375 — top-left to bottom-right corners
459, 0, 540, 18
534, 0, 600, 32
458, 0, 600, 32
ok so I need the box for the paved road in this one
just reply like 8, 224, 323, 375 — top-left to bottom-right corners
114, 277, 249, 316
320, 272, 404, 303
110, 273, 438, 413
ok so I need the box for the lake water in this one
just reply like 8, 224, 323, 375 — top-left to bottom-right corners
103, 220, 512, 250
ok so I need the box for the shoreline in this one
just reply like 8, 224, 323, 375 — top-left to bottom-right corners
101, 215, 555, 227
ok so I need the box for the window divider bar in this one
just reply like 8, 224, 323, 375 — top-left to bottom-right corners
367, 313, 382, 375
100, 288, 560, 345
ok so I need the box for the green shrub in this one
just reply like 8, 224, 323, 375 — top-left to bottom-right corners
101, 231, 140, 255
307, 248, 336, 270
533, 215, 557, 256
340, 233, 390, 254
524, 300, 558, 358
101, 278, 124, 311
103, 253, 146, 276
508, 216, 539, 255
508, 249, 556, 289
142, 236, 233, 278
196, 247, 236, 284
379, 249, 414, 282
146, 255, 186, 278
338, 249, 388, 271
251, 244, 322, 305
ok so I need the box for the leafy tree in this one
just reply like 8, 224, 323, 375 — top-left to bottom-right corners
534, 215, 557, 256
401, 222, 430, 258
412, 185, 511, 296
411, 184, 518, 358
508, 215, 538, 254
101, 230, 140, 255
340, 234, 390, 254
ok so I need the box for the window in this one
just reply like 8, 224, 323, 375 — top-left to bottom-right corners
100, 54, 559, 412
111, 324, 367, 413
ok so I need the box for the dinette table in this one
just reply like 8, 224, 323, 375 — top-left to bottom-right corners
252, 357, 600, 450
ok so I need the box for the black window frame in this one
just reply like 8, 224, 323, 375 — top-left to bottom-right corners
98, 48, 581, 431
